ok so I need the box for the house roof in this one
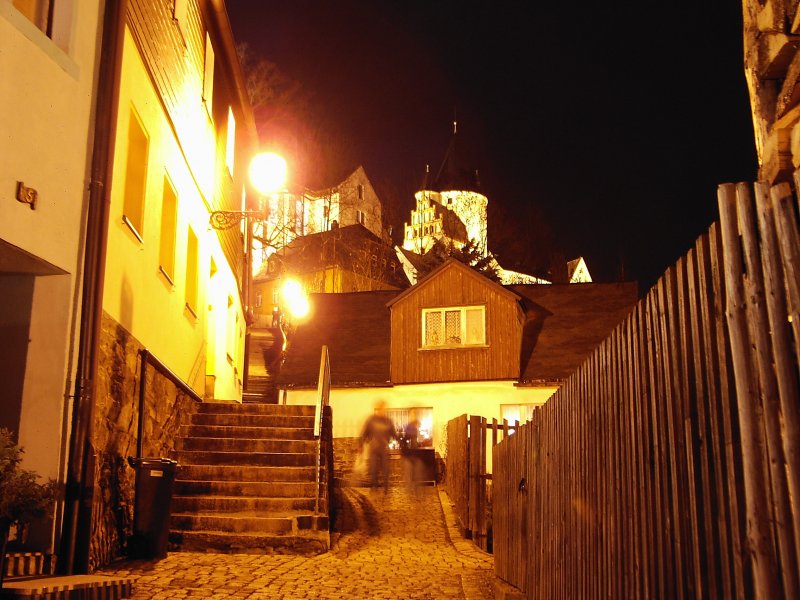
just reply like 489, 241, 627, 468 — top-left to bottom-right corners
258, 224, 409, 288
275, 270, 638, 389
509, 281, 639, 383
275, 290, 400, 388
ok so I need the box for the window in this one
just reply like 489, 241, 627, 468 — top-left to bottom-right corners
203, 33, 214, 118
173, 0, 188, 41
501, 404, 537, 425
357, 184, 364, 200
422, 305, 485, 348
225, 106, 236, 176
185, 227, 198, 314
12, 0, 71, 51
13, 0, 51, 34
159, 174, 178, 281
356, 209, 365, 225
384, 407, 433, 449
226, 295, 235, 362
122, 107, 149, 239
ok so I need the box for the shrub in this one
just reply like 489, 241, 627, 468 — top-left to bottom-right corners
0, 428, 57, 587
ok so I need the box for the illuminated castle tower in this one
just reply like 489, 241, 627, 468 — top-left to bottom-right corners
401, 121, 589, 285
403, 121, 488, 256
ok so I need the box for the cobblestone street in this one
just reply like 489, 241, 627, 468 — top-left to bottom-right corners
99, 486, 495, 599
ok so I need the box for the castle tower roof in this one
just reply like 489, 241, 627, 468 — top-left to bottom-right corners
433, 120, 481, 193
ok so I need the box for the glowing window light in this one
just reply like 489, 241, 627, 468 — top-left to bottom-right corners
249, 152, 287, 194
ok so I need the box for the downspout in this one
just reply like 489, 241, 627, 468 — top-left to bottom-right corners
60, 0, 126, 575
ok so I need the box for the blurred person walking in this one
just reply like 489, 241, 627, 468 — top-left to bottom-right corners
359, 399, 397, 492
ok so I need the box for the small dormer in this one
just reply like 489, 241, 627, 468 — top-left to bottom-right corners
386, 259, 524, 384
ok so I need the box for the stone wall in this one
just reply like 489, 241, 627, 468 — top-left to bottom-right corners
743, 0, 800, 183
89, 312, 199, 569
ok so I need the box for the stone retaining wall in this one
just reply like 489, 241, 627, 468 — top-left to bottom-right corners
89, 312, 199, 569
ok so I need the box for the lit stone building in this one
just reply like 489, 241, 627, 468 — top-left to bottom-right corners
401, 123, 591, 285
252, 165, 388, 273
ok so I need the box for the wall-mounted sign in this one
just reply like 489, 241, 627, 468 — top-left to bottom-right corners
16, 181, 37, 210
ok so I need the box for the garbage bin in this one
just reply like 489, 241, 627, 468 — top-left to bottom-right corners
127, 457, 178, 560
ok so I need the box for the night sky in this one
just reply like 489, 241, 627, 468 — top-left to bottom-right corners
226, 1, 758, 292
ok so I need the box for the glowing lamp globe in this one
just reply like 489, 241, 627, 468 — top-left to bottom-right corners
249, 152, 287, 194
281, 279, 310, 319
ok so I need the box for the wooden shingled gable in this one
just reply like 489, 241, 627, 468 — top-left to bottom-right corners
387, 259, 525, 384
510, 281, 639, 383
386, 258, 520, 308
275, 290, 399, 389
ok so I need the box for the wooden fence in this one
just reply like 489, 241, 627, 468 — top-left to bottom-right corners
492, 180, 800, 599
445, 414, 517, 552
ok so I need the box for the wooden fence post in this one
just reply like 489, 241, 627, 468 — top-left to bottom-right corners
718, 182, 781, 599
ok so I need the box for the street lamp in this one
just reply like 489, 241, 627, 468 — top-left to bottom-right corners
208, 152, 287, 230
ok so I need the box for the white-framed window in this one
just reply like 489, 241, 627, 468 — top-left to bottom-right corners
225, 106, 236, 176
226, 294, 235, 363
172, 0, 188, 41
203, 32, 214, 119
122, 106, 149, 240
158, 173, 178, 282
422, 305, 485, 348
501, 404, 537, 425
185, 227, 198, 315
12, 0, 72, 52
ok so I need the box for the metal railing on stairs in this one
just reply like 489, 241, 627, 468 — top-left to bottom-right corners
314, 345, 331, 518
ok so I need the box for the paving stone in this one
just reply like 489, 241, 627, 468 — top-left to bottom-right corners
99, 486, 495, 599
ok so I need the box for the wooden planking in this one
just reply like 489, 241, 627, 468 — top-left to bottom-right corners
489, 179, 800, 597
390, 262, 523, 383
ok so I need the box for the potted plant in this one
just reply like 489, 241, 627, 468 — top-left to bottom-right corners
0, 428, 57, 589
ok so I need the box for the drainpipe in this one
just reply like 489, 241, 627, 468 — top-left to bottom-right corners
60, 0, 126, 575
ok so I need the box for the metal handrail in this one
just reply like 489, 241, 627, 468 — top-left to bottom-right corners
314, 345, 331, 515
136, 348, 203, 460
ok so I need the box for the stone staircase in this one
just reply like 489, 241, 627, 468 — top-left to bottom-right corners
242, 327, 284, 404
0, 552, 132, 599
168, 401, 331, 556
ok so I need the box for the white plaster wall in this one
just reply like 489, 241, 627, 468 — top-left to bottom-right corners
0, 1, 103, 480
0, 1, 100, 272
18, 275, 73, 479
285, 380, 556, 458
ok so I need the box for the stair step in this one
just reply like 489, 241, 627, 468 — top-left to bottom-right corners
172, 450, 316, 467
176, 464, 318, 482
241, 394, 277, 404
196, 402, 315, 416
180, 424, 313, 439
175, 479, 318, 496
0, 575, 133, 599
189, 413, 315, 428
168, 401, 328, 557
3, 553, 56, 578
168, 529, 328, 556
175, 437, 316, 453
170, 513, 295, 534
172, 495, 321, 513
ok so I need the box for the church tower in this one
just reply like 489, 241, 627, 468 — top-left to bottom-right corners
403, 121, 488, 256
